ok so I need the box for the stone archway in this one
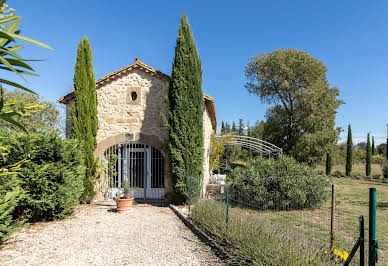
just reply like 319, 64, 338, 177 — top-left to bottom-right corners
94, 133, 172, 201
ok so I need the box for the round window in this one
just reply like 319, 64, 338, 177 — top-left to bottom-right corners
131, 91, 137, 101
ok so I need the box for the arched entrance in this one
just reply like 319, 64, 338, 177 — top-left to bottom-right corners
103, 142, 165, 200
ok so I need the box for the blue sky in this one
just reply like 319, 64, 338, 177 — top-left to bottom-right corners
7, 0, 388, 144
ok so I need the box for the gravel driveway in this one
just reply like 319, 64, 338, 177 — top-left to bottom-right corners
0, 203, 223, 266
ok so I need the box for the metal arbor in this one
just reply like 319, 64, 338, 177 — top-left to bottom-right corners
215, 135, 282, 158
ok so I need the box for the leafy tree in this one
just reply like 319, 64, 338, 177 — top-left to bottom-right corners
355, 142, 366, 151
326, 153, 332, 175
245, 48, 343, 165
221, 121, 225, 133
0, 89, 61, 134
366, 133, 371, 177
238, 118, 244, 135
372, 136, 376, 155
346, 125, 353, 176
376, 143, 386, 156
232, 121, 237, 133
71, 37, 98, 202
250, 120, 265, 140
165, 14, 204, 203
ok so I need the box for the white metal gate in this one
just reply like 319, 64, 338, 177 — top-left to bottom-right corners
103, 142, 165, 200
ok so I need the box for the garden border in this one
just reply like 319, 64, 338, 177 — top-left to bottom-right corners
169, 204, 229, 262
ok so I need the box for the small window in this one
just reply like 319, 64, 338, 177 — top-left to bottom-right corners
131, 91, 137, 101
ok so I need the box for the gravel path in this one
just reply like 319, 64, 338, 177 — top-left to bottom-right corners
0, 203, 223, 266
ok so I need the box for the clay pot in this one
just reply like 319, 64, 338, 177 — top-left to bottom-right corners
115, 197, 134, 213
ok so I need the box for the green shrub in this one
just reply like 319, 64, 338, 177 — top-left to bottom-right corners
0, 173, 25, 243
0, 131, 85, 222
333, 170, 342, 177
228, 155, 329, 210
191, 200, 333, 265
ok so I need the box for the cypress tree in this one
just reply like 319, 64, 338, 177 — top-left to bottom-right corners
166, 14, 204, 203
326, 153, 332, 175
366, 133, 371, 177
221, 121, 225, 133
232, 121, 237, 133
238, 118, 244, 135
372, 136, 376, 155
345, 124, 353, 176
71, 37, 98, 202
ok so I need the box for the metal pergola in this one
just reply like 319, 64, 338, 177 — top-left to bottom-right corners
215, 135, 282, 158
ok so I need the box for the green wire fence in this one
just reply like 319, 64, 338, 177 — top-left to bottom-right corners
187, 180, 379, 265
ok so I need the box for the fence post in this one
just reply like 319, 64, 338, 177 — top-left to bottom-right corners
369, 188, 377, 266
188, 177, 192, 218
330, 184, 335, 250
225, 186, 230, 229
360, 215, 365, 266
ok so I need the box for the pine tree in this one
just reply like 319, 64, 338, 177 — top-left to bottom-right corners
221, 121, 225, 133
372, 136, 376, 155
166, 14, 204, 203
225, 122, 231, 133
345, 124, 353, 176
232, 121, 237, 133
326, 153, 332, 175
238, 118, 244, 135
71, 37, 98, 202
366, 133, 371, 177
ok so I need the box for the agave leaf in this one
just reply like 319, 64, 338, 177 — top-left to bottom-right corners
0, 78, 36, 94
7, 32, 53, 50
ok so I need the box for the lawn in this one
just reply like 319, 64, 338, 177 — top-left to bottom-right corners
315, 163, 383, 177
251, 177, 388, 264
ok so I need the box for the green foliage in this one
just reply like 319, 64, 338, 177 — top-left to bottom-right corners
326, 153, 332, 175
345, 125, 353, 176
245, 48, 343, 165
0, 1, 52, 132
366, 133, 371, 177
71, 37, 98, 202
0, 172, 25, 243
0, 89, 61, 134
228, 156, 329, 210
165, 14, 204, 203
372, 136, 376, 155
191, 200, 333, 265
0, 130, 85, 223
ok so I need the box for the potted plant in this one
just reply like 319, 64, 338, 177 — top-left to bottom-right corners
115, 181, 135, 213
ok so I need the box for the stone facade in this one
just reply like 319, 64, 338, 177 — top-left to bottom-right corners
59, 59, 216, 201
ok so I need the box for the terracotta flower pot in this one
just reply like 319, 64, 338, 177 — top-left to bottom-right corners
115, 197, 134, 213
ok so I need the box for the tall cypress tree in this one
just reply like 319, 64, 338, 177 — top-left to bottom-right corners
372, 136, 376, 155
366, 133, 371, 177
166, 14, 204, 203
345, 124, 353, 176
71, 37, 98, 202
232, 121, 237, 133
221, 121, 225, 133
326, 153, 332, 175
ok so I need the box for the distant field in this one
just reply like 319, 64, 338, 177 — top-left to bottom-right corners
316, 163, 383, 177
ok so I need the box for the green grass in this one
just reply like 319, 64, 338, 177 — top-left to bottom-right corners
192, 177, 388, 265
191, 200, 334, 265
316, 163, 383, 177
253, 177, 388, 265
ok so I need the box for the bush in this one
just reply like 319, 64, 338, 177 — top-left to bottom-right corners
0, 131, 85, 223
0, 173, 25, 243
228, 155, 330, 210
191, 200, 333, 265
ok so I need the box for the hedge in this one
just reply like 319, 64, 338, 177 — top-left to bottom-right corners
0, 131, 85, 242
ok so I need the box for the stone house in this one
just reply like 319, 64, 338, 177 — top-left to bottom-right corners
59, 58, 216, 201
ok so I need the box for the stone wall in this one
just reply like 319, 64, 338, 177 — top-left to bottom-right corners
202, 107, 213, 195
